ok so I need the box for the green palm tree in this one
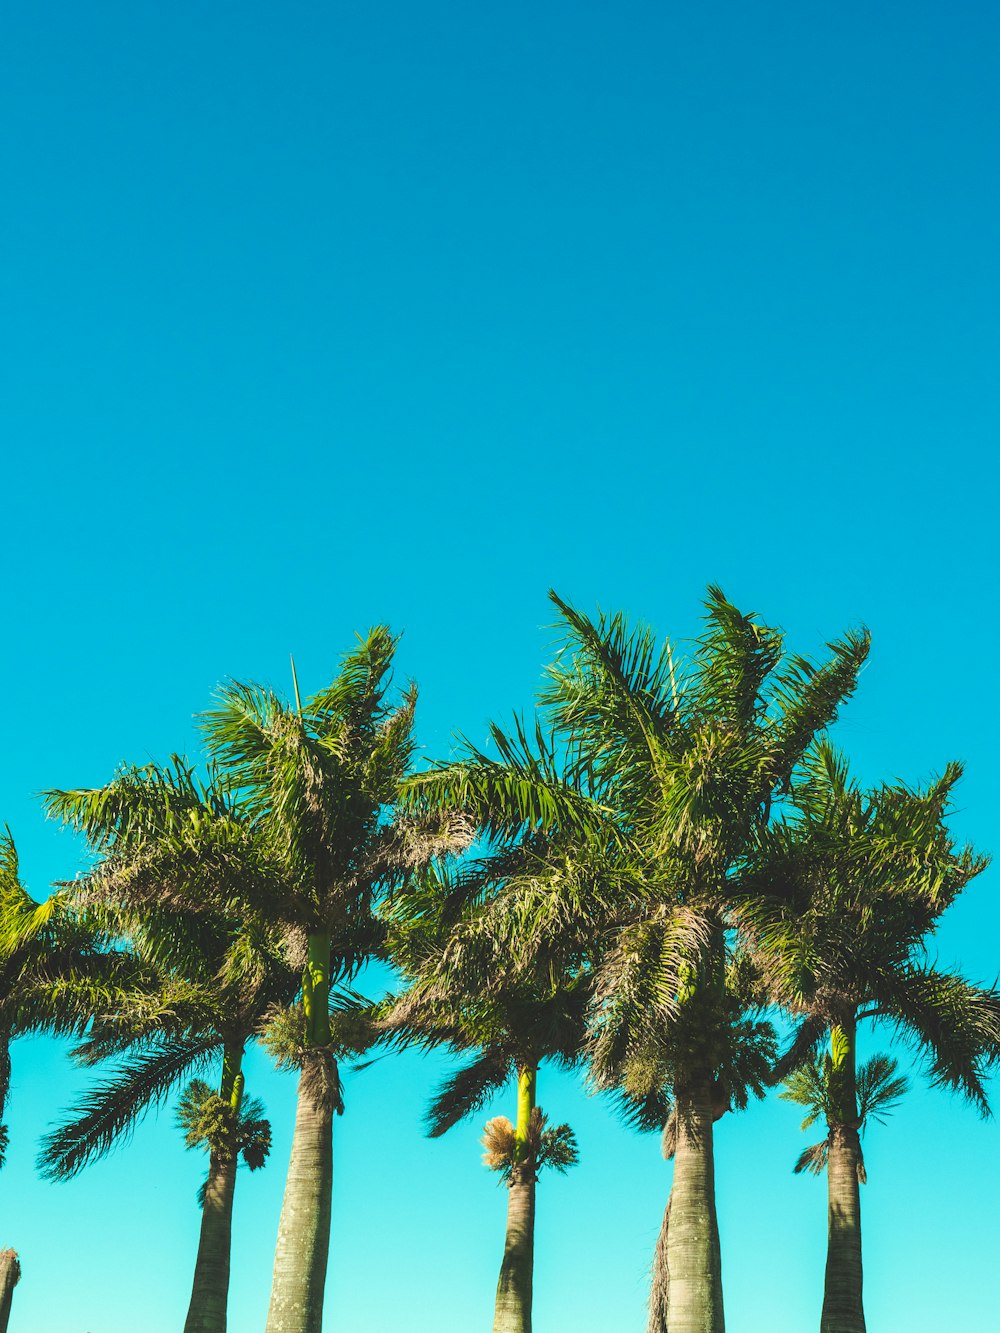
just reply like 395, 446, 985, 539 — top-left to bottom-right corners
200, 631, 460, 1333
737, 742, 1000, 1333
609, 956, 777, 1333
382, 866, 584, 1333
398, 589, 866, 1333
0, 828, 122, 1167
41, 759, 299, 1333
540, 589, 867, 1333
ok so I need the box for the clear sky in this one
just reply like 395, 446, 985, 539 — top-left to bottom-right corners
2, 1, 999, 1329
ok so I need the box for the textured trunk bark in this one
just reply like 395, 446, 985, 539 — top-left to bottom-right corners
664, 1080, 724, 1333
183, 1149, 239, 1333
492, 1167, 536, 1333
647, 1199, 670, 1333
183, 1043, 245, 1333
821, 1018, 864, 1333
492, 1065, 537, 1333
820, 1128, 865, 1333
0, 1250, 20, 1333
264, 1054, 334, 1333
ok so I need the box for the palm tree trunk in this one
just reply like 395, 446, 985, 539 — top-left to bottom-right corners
264, 1057, 334, 1333
821, 1019, 865, 1333
184, 1147, 239, 1333
0, 1030, 11, 1155
647, 1200, 670, 1333
183, 1044, 245, 1333
0, 1250, 20, 1333
492, 1065, 537, 1333
821, 1127, 865, 1333
266, 931, 335, 1333
664, 1078, 724, 1333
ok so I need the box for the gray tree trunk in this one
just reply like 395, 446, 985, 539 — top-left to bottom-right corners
664, 1081, 724, 1333
647, 1200, 670, 1333
820, 1126, 865, 1333
183, 1147, 239, 1333
265, 1057, 334, 1333
492, 1164, 535, 1333
0, 1249, 20, 1333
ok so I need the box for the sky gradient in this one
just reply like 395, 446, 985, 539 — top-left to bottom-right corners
2, 2, 999, 1329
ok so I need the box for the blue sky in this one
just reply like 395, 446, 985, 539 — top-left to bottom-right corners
2, 1, 999, 1328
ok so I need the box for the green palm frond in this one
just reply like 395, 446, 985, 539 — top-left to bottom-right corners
870, 965, 1000, 1114
306, 626, 400, 734
38, 1035, 221, 1180
692, 588, 784, 728
427, 1051, 513, 1137
544, 591, 679, 775
856, 1054, 908, 1127
402, 714, 611, 846
766, 629, 870, 782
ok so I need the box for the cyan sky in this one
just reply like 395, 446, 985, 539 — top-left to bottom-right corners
2, 2, 998, 1329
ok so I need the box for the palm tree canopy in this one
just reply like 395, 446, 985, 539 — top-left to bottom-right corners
381, 865, 590, 1138
200, 629, 442, 939
737, 741, 1000, 1111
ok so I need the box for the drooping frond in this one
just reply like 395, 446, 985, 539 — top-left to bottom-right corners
38, 1035, 221, 1180
869, 965, 1000, 1115
427, 1051, 513, 1137
402, 713, 611, 846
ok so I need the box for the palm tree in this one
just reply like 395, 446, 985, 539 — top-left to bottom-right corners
736, 742, 1000, 1333
41, 759, 299, 1333
608, 955, 777, 1333
0, 828, 123, 1167
382, 866, 584, 1333
537, 589, 867, 1333
200, 631, 461, 1333
400, 590, 868, 1333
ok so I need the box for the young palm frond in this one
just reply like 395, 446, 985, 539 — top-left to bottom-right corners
780, 1052, 909, 1181
177, 1081, 272, 1169
481, 1108, 579, 1183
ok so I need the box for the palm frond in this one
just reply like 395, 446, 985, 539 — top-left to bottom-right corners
38, 1035, 221, 1180
427, 1051, 512, 1137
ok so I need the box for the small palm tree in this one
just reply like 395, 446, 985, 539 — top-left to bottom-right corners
737, 742, 1000, 1333
780, 1052, 908, 1180
606, 951, 776, 1333
383, 866, 585, 1333
41, 759, 299, 1333
201, 631, 462, 1333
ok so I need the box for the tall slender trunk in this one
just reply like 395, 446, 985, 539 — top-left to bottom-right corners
266, 932, 334, 1333
821, 1019, 865, 1333
183, 1043, 245, 1333
492, 1065, 537, 1333
664, 1077, 724, 1333
0, 1250, 20, 1333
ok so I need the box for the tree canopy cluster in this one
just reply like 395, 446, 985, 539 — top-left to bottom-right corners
1, 588, 995, 1333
